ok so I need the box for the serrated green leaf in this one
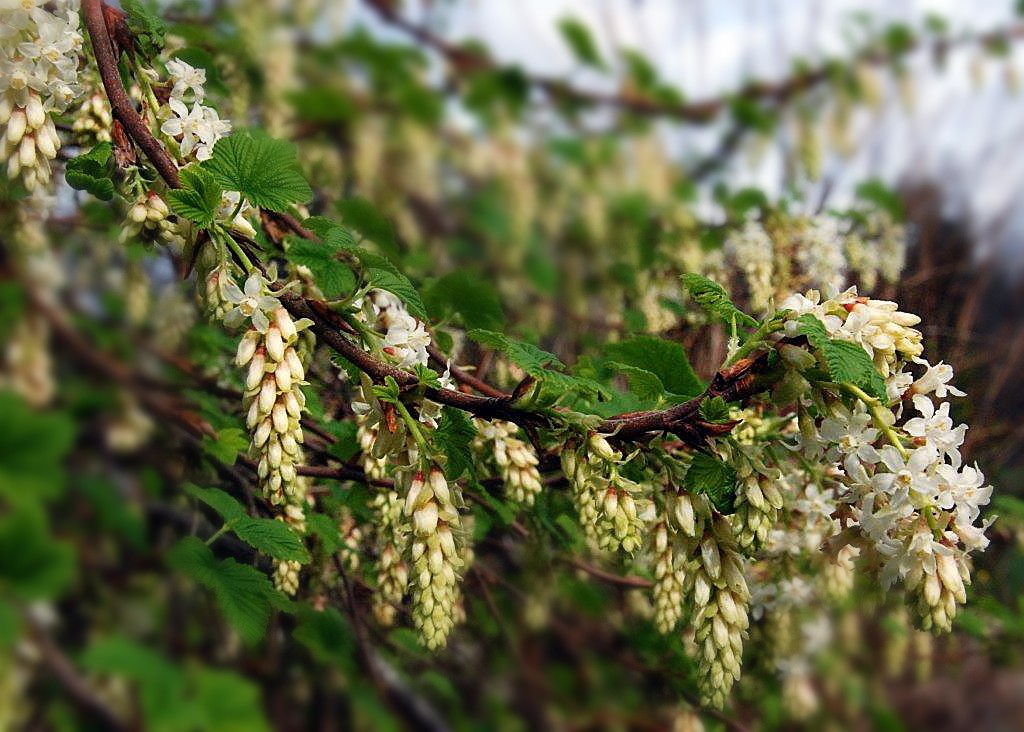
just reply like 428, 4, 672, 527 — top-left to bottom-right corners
122, 0, 166, 59
185, 483, 246, 523
605, 336, 704, 398
699, 396, 731, 423
680, 273, 758, 329
202, 427, 248, 466
166, 536, 283, 645
167, 166, 222, 228
203, 130, 312, 211
797, 314, 887, 400
684, 454, 737, 514
435, 407, 476, 479
287, 240, 357, 298
608, 362, 665, 404
353, 249, 427, 320
558, 17, 606, 69
65, 142, 114, 200
424, 271, 505, 331
232, 517, 310, 562
301, 216, 357, 249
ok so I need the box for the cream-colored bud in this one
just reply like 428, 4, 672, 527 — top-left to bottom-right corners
7, 110, 26, 145
272, 403, 289, 433
266, 327, 285, 362
236, 331, 259, 366
259, 377, 277, 414
274, 308, 297, 340
25, 95, 45, 129
413, 503, 439, 536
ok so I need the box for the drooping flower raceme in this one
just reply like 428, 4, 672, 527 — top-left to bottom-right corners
0, 0, 83, 191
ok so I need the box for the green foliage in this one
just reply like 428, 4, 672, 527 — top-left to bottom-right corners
293, 605, 355, 668
856, 179, 904, 220
358, 250, 428, 320
680, 273, 758, 329
286, 239, 357, 298
434, 407, 477, 479
203, 130, 312, 211
185, 484, 310, 562
797, 314, 887, 400
699, 395, 732, 423
201, 427, 249, 466
0, 393, 75, 501
0, 282, 24, 343
684, 453, 738, 514
81, 636, 271, 732
122, 0, 166, 59
65, 142, 115, 200
424, 271, 505, 332
607, 362, 666, 404
557, 17, 606, 70
166, 536, 289, 645
605, 336, 704, 398
167, 166, 223, 228
336, 196, 398, 257
0, 505, 75, 599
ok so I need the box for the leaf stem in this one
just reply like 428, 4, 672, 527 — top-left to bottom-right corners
839, 382, 909, 459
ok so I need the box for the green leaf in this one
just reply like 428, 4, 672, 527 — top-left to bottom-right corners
434, 407, 477, 480
605, 336, 704, 398
335, 197, 398, 256
0, 281, 24, 343
201, 427, 249, 466
203, 130, 312, 211
307, 512, 342, 553
232, 517, 310, 562
166, 537, 283, 645
355, 250, 427, 320
293, 605, 355, 669
684, 454, 737, 514
796, 314, 887, 400
167, 166, 223, 228
558, 17, 606, 69
680, 273, 758, 329
65, 142, 114, 200
699, 396, 731, 423
121, 0, 166, 59
0, 505, 75, 599
608, 362, 665, 404
184, 484, 246, 524
192, 669, 272, 732
302, 216, 357, 249
75, 477, 146, 549
287, 240, 357, 298
424, 271, 505, 331
0, 394, 75, 501
326, 420, 360, 462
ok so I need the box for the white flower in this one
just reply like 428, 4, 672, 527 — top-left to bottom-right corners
819, 403, 881, 475
165, 58, 206, 101
382, 311, 430, 368
160, 98, 230, 162
223, 274, 280, 332
904, 395, 966, 468
872, 445, 940, 509
912, 360, 965, 398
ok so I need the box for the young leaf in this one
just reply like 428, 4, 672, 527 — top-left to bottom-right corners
121, 0, 166, 59
434, 407, 477, 479
684, 453, 738, 514
287, 240, 357, 298
167, 166, 223, 228
203, 130, 312, 211
424, 271, 505, 331
680, 273, 759, 329
699, 396, 732, 423
65, 142, 115, 200
558, 17, 606, 70
354, 250, 427, 320
796, 314, 887, 400
605, 336, 704, 398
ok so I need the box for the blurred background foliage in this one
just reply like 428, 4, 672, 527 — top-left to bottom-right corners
3, 0, 1024, 730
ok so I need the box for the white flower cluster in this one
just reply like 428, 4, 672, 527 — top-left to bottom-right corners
404, 466, 465, 649
0, 0, 82, 191
794, 216, 847, 295
779, 287, 991, 632
474, 419, 543, 506
562, 434, 646, 554
371, 489, 409, 626
228, 274, 313, 595
724, 220, 775, 311
71, 93, 112, 145
159, 60, 230, 163
123, 191, 179, 246
651, 513, 687, 634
